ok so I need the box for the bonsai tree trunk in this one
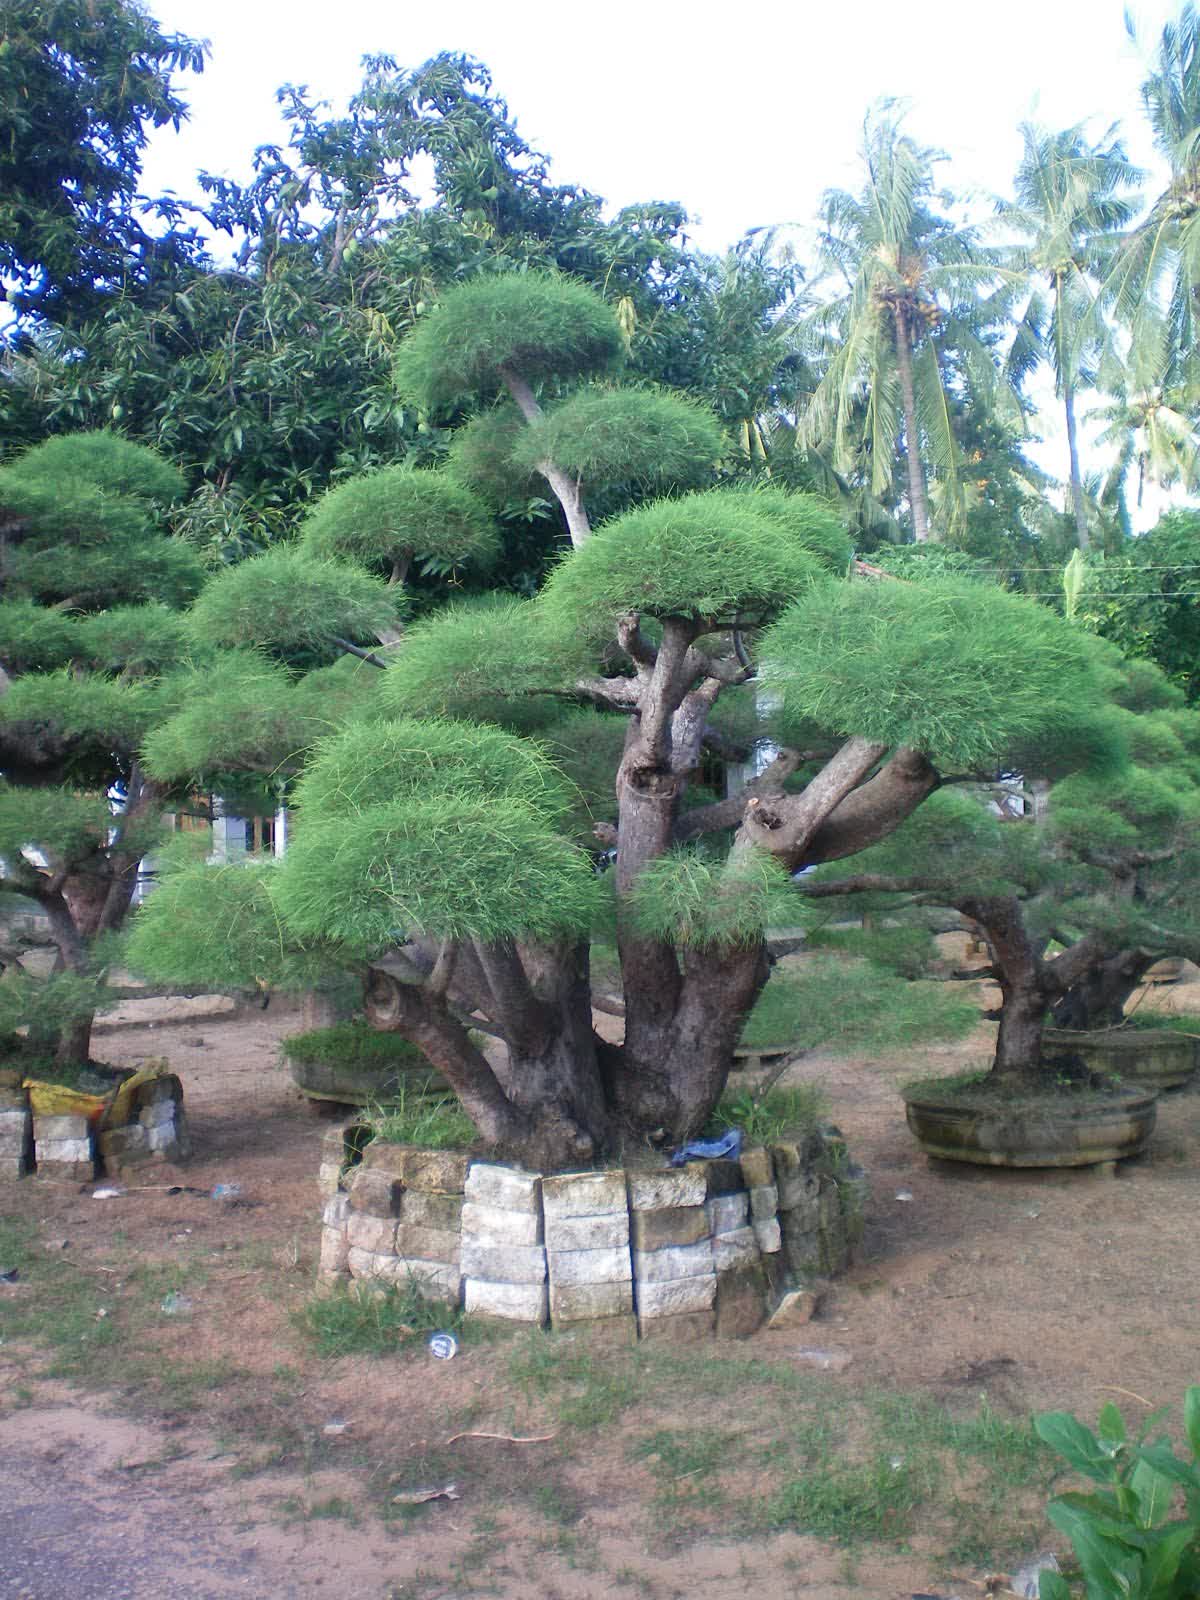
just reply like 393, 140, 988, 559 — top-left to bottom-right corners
1052, 948, 1159, 1031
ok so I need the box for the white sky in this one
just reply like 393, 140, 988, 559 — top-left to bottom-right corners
139, 0, 1189, 524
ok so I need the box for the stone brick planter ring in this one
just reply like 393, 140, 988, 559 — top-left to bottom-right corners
318, 1126, 867, 1339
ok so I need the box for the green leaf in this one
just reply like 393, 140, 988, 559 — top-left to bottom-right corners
1130, 1458, 1176, 1528
1098, 1403, 1127, 1448
1036, 1412, 1120, 1482
1184, 1388, 1200, 1460
1047, 1498, 1143, 1599
1036, 1573, 1072, 1600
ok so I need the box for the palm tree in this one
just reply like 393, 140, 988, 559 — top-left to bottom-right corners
799, 106, 1013, 542
1001, 123, 1143, 550
1113, 5, 1200, 389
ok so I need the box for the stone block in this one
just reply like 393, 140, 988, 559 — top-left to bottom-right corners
739, 1145, 774, 1189
0, 1155, 28, 1182
460, 1201, 542, 1247
543, 1211, 628, 1252
346, 1212, 398, 1255
752, 1216, 782, 1255
460, 1238, 546, 1285
542, 1170, 627, 1219
630, 1205, 708, 1251
766, 1284, 824, 1329
634, 1273, 716, 1318
705, 1192, 750, 1234
171, 1105, 193, 1160
401, 1190, 464, 1231
547, 1245, 632, 1288
464, 1163, 541, 1212
97, 1124, 150, 1164
396, 1225, 461, 1266
711, 1226, 759, 1272
772, 1139, 823, 1209
715, 1258, 769, 1339
347, 1244, 396, 1279
33, 1114, 89, 1142
136, 1075, 182, 1106
394, 1258, 462, 1301
317, 1161, 343, 1201
636, 1308, 715, 1344
781, 1220, 820, 1277
700, 1158, 744, 1197
138, 1100, 176, 1131
749, 1183, 779, 1221
322, 1192, 350, 1228
360, 1142, 407, 1179
319, 1225, 351, 1279
38, 1137, 92, 1164
626, 1167, 706, 1211
465, 1278, 548, 1323
632, 1241, 714, 1283
554, 1312, 639, 1345
0, 1108, 31, 1156
145, 1124, 180, 1155
404, 1149, 470, 1193
838, 1164, 869, 1251
549, 1279, 634, 1323
36, 1159, 94, 1183
348, 1167, 402, 1218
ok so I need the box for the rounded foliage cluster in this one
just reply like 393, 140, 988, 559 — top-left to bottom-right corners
509, 386, 725, 492
5, 431, 186, 506
538, 487, 838, 633
187, 548, 401, 660
394, 274, 624, 412
276, 796, 601, 950
761, 578, 1125, 774
293, 716, 576, 826
446, 406, 540, 505
300, 465, 498, 577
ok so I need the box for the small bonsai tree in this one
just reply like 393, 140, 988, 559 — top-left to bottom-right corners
127, 274, 1125, 1167
797, 655, 1200, 1082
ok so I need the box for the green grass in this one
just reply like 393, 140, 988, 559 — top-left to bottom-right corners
280, 1020, 430, 1070
362, 1077, 476, 1149
295, 1280, 462, 1358
709, 1082, 828, 1142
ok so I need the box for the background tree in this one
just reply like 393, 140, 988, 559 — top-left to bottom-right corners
0, 0, 207, 334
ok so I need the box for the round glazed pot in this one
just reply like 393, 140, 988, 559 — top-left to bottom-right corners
903, 1083, 1157, 1168
1042, 1028, 1198, 1092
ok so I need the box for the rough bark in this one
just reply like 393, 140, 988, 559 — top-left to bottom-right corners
1052, 948, 1158, 1031
500, 367, 591, 548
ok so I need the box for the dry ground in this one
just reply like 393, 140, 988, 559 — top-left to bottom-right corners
2, 964, 1199, 1600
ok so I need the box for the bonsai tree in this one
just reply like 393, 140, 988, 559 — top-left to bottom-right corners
795, 655, 1200, 1080
0, 429, 408, 1072
127, 274, 1125, 1168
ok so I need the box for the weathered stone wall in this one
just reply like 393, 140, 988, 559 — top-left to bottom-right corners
0, 1074, 190, 1184
317, 1123, 867, 1339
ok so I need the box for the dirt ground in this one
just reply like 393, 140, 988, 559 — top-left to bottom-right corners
2, 963, 1199, 1600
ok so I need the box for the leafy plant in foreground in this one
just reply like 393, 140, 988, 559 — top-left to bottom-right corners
1034, 1388, 1200, 1598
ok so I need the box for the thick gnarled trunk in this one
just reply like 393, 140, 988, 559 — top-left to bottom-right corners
1052, 950, 1157, 1031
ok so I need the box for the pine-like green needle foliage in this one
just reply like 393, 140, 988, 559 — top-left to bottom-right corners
299, 465, 499, 577
73, 605, 192, 674
509, 386, 726, 492
0, 785, 111, 867
276, 797, 601, 950
738, 956, 979, 1053
446, 405, 540, 505
0, 670, 155, 754
293, 717, 576, 826
761, 579, 1125, 774
142, 651, 374, 784
394, 274, 624, 412
4, 430, 185, 506
0, 601, 78, 673
538, 488, 835, 632
125, 859, 331, 993
627, 847, 801, 949
186, 548, 402, 660
380, 596, 589, 720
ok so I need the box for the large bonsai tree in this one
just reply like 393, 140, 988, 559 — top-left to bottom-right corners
797, 655, 1200, 1077
128, 274, 1123, 1167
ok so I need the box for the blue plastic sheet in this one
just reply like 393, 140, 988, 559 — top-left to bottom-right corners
669, 1128, 743, 1166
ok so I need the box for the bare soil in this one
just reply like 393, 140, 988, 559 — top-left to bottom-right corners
2, 959, 1200, 1600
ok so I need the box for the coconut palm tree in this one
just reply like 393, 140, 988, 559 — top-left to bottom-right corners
1113, 4, 1200, 389
799, 106, 1014, 543
1000, 123, 1144, 550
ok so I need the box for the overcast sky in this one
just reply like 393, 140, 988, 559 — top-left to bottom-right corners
143, 0, 1179, 253
139, 0, 1187, 525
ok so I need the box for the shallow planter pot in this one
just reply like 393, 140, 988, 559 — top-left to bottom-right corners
731, 1042, 800, 1073
1042, 1028, 1198, 1092
903, 1083, 1158, 1169
288, 1055, 445, 1107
